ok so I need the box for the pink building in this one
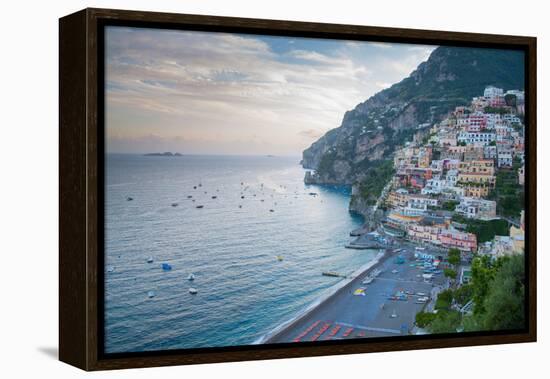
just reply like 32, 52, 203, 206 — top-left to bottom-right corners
438, 230, 477, 252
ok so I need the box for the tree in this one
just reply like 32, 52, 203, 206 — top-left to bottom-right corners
475, 254, 525, 330
428, 310, 462, 334
504, 93, 517, 107
453, 284, 473, 306
444, 268, 458, 280
435, 289, 454, 310
470, 255, 498, 315
465, 219, 509, 243
442, 200, 459, 211
448, 248, 461, 266
415, 312, 436, 328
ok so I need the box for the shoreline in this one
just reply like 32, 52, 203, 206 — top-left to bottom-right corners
255, 249, 388, 344
258, 236, 447, 344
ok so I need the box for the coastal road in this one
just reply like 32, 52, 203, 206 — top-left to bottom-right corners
267, 248, 446, 343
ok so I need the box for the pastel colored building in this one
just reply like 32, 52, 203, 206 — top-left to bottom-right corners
438, 230, 477, 252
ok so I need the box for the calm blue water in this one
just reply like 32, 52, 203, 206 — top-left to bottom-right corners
104, 154, 376, 353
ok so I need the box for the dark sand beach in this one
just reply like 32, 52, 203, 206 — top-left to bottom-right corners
265, 246, 448, 343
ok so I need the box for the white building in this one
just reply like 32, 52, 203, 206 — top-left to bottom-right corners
455, 197, 497, 220
484, 145, 497, 160
497, 149, 513, 168
484, 86, 504, 99
446, 169, 459, 186
503, 114, 522, 125
421, 179, 449, 195
457, 131, 496, 146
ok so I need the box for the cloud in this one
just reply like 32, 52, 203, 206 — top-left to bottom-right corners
105, 27, 436, 155
370, 42, 392, 49
375, 81, 392, 89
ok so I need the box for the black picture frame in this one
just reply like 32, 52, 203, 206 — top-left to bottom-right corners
59, 8, 537, 371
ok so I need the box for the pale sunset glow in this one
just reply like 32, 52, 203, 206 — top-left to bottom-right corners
105, 26, 435, 155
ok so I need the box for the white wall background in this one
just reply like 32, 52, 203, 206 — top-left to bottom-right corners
0, 0, 546, 377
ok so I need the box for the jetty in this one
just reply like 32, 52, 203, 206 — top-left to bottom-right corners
350, 225, 370, 237
345, 232, 390, 250
322, 271, 346, 278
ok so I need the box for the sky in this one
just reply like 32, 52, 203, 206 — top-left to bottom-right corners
105, 26, 436, 156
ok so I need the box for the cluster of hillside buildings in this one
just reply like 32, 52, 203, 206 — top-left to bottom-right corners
380, 86, 525, 257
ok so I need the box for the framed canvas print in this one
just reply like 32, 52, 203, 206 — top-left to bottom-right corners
59, 8, 536, 371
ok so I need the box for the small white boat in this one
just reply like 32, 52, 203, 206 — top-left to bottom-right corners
189, 288, 198, 295
107, 266, 115, 273
147, 257, 154, 263
187, 273, 195, 281
147, 291, 155, 298
362, 277, 374, 285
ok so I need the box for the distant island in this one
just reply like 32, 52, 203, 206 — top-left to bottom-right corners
143, 152, 183, 157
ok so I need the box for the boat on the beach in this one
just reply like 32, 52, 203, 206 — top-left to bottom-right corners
362, 277, 374, 285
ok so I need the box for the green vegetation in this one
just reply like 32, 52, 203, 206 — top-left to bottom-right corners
429, 310, 462, 334
442, 200, 459, 211
415, 312, 436, 328
453, 284, 473, 304
416, 254, 525, 333
484, 106, 511, 114
469, 254, 525, 330
444, 268, 458, 280
356, 160, 395, 205
447, 248, 461, 266
452, 215, 509, 243
317, 150, 338, 177
435, 289, 454, 310
504, 93, 517, 107
489, 157, 524, 219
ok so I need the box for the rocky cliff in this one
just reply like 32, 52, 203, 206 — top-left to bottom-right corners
302, 46, 525, 187
301, 45, 525, 218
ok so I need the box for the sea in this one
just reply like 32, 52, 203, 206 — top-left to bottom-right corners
104, 154, 378, 353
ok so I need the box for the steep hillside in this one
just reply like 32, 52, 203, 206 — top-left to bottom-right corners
302, 46, 525, 189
